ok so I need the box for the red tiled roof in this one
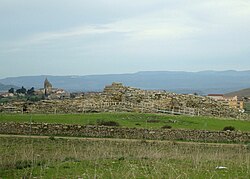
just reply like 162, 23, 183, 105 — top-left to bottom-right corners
207, 94, 224, 97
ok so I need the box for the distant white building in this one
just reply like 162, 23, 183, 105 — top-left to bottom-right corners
0, 92, 14, 98
207, 94, 244, 109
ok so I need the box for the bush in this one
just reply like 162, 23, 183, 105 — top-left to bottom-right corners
118, 157, 125, 161
49, 136, 55, 140
161, 125, 172, 129
15, 160, 32, 169
27, 95, 43, 102
97, 120, 120, 126
223, 126, 235, 131
146, 119, 160, 123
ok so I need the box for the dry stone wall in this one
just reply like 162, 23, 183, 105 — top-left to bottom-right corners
0, 82, 248, 119
0, 122, 249, 143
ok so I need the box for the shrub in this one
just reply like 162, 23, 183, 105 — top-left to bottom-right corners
27, 95, 43, 102
49, 136, 55, 140
146, 119, 160, 123
15, 160, 32, 169
97, 120, 120, 126
118, 157, 125, 161
161, 125, 172, 129
223, 126, 235, 131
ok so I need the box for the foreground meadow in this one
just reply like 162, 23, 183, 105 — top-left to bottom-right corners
0, 136, 249, 178
0, 112, 250, 131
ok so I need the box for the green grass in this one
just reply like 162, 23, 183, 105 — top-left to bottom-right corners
0, 112, 250, 131
0, 137, 249, 178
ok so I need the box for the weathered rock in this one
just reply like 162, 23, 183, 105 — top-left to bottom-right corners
0, 83, 249, 119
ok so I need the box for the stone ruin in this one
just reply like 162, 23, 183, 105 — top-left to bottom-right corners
0, 82, 249, 120
1, 122, 249, 143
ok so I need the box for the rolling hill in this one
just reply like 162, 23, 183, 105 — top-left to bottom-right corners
224, 88, 250, 98
0, 83, 19, 92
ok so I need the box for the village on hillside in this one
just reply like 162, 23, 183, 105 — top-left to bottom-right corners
0, 78, 70, 101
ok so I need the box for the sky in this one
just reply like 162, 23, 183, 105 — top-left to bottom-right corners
0, 0, 250, 78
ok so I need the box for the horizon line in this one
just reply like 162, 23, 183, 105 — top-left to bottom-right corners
1, 69, 250, 79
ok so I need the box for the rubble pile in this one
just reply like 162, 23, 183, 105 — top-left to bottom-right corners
0, 82, 248, 119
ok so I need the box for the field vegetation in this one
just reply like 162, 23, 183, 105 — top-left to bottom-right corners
0, 113, 250, 131
1, 113, 250, 178
0, 95, 44, 104
0, 137, 249, 178
244, 102, 250, 114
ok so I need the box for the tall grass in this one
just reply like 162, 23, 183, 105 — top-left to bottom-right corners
0, 137, 249, 178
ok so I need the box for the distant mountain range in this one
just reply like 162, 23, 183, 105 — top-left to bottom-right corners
0, 83, 19, 92
1, 70, 250, 95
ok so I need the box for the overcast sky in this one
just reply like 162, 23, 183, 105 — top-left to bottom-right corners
0, 0, 250, 78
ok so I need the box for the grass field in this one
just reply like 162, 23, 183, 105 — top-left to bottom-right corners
0, 112, 250, 131
0, 136, 249, 178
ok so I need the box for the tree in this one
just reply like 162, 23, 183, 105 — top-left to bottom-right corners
16, 86, 27, 94
27, 87, 35, 95
8, 88, 15, 93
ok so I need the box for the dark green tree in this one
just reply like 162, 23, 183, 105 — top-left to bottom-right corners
27, 87, 35, 95
8, 88, 15, 93
16, 86, 26, 94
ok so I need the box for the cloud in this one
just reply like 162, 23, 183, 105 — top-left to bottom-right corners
2, 0, 250, 53
1, 0, 250, 77
25, 25, 129, 44
9, 12, 200, 47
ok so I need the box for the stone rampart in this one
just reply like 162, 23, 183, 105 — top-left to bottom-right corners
0, 122, 249, 143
